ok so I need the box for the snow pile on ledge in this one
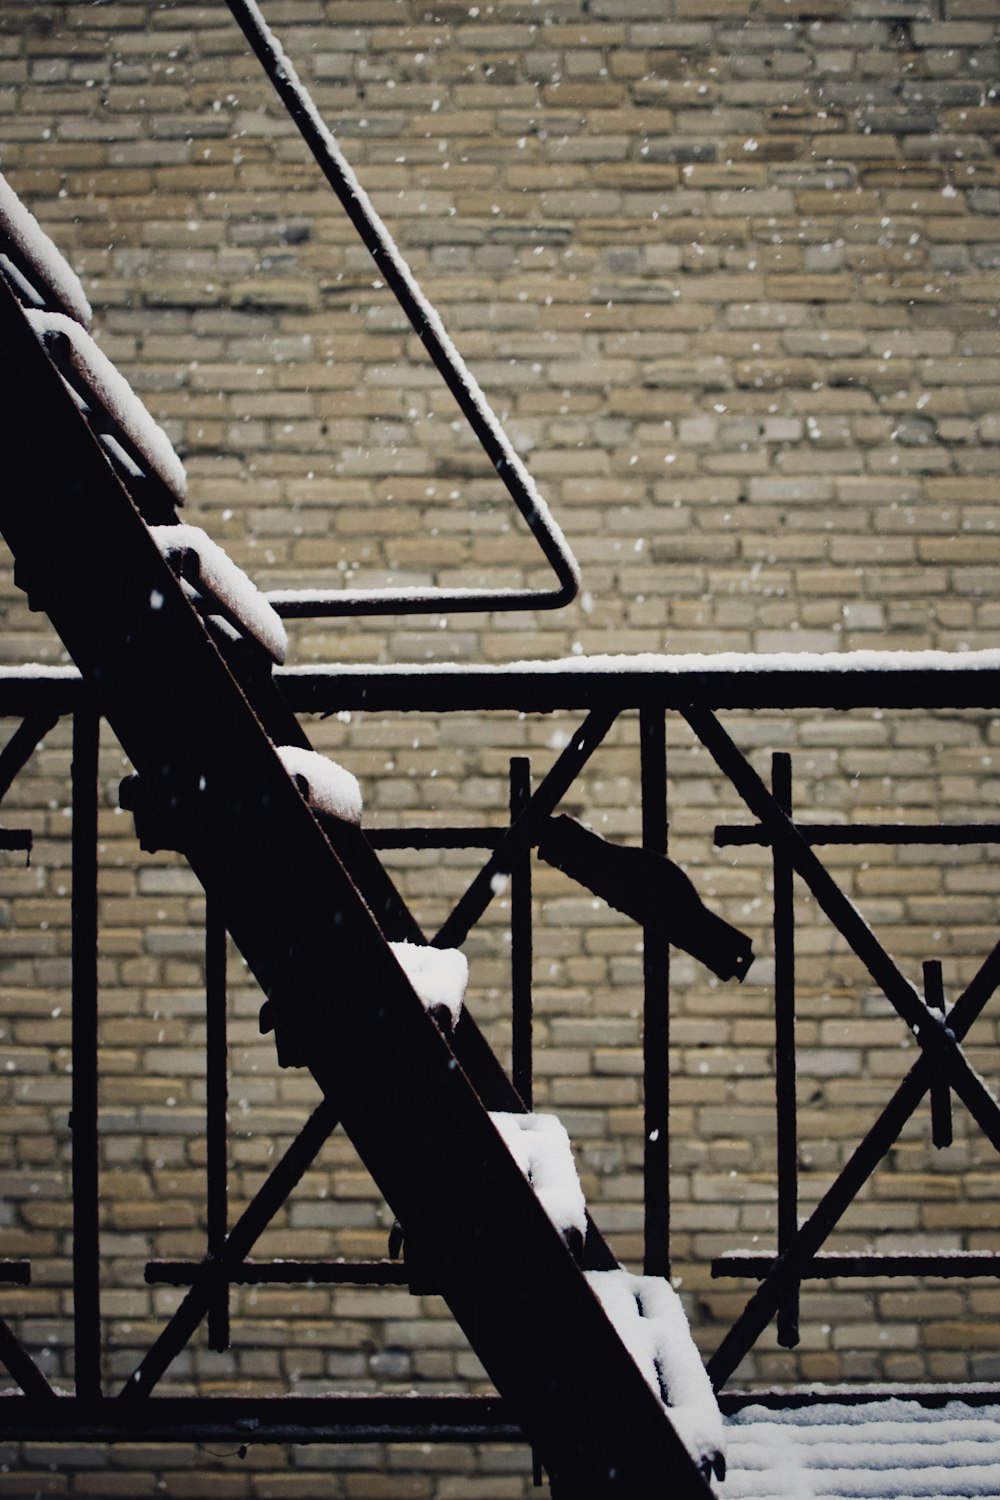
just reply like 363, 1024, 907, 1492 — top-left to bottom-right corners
25, 310, 187, 500
721, 1398, 1000, 1498
586, 1268, 725, 1476
0, 171, 92, 324
490, 1111, 588, 1244
150, 525, 287, 664
276, 745, 362, 826
388, 940, 468, 1026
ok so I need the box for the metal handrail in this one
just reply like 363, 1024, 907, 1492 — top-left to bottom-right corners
224, 0, 581, 619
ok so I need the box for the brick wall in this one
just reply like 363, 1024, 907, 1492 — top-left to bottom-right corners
0, 0, 999, 1494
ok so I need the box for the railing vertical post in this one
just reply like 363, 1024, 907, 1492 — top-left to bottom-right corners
206, 892, 230, 1350
510, 757, 533, 1109
640, 706, 670, 1277
772, 751, 800, 1348
924, 959, 953, 1149
71, 702, 102, 1397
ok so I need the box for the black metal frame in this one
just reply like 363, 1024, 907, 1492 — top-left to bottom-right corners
1, 662, 998, 1450
0, 0, 997, 1462
273, 663, 1000, 1398
0, 275, 718, 1495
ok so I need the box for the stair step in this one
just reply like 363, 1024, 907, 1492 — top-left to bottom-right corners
586, 1268, 726, 1481
277, 745, 363, 826
388, 941, 468, 1029
0, 171, 92, 326
490, 1111, 587, 1252
26, 309, 186, 502
150, 524, 286, 663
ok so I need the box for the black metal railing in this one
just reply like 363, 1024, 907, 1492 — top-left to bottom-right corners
0, 652, 998, 1440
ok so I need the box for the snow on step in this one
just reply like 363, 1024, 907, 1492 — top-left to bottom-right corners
150, 525, 287, 664
721, 1399, 1000, 1499
585, 1267, 725, 1478
0, 171, 92, 325
388, 940, 468, 1027
276, 745, 363, 826
490, 1111, 587, 1248
24, 310, 186, 500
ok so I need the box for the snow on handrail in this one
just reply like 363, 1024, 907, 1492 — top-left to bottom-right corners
277, 648, 1000, 679
273, 649, 1000, 715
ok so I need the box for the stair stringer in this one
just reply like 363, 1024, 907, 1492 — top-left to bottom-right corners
0, 278, 713, 1499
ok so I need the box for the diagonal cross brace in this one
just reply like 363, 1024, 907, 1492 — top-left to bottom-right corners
0, 710, 58, 857
708, 934, 1000, 1387
122, 1099, 340, 1400
0, 711, 58, 803
433, 707, 618, 950
684, 705, 1000, 1155
0, 1315, 55, 1402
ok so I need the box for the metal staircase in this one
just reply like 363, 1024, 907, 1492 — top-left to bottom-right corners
0, 186, 729, 1496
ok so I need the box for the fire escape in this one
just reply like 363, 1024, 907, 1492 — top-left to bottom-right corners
0, 3, 998, 1494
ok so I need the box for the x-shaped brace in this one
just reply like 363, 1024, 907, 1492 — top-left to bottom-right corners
682, 706, 1000, 1387
708, 936, 1000, 1388
686, 705, 1000, 1148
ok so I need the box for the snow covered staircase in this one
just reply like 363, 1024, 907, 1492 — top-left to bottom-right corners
721, 1399, 1000, 1499
0, 229, 721, 1494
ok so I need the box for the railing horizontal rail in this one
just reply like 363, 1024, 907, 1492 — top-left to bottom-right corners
715, 1253, 1000, 1280
718, 822, 1000, 846
0, 1394, 521, 1444
272, 652, 1000, 713
4, 652, 1000, 715
146, 1258, 410, 1286
1, 667, 998, 1416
